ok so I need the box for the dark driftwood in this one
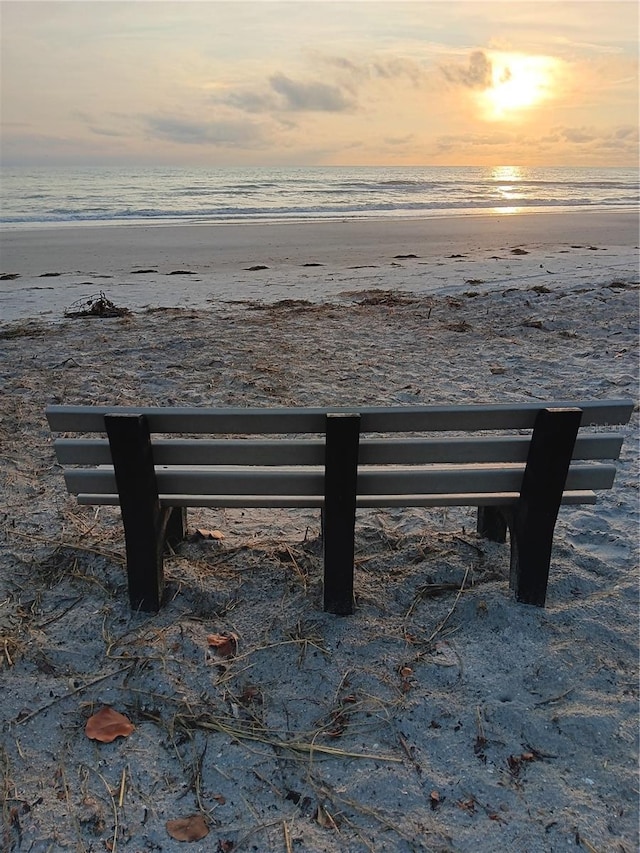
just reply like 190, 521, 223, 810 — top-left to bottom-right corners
323, 414, 360, 615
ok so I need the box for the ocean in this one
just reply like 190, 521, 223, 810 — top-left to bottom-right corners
0, 165, 637, 230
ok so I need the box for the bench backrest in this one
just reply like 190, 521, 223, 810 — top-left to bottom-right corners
46, 400, 633, 508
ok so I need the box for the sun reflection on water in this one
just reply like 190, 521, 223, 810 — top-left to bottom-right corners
489, 166, 526, 213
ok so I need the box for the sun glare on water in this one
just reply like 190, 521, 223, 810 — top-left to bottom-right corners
480, 53, 558, 120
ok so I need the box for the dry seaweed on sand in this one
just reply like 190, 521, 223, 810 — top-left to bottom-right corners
64, 291, 130, 318
352, 289, 421, 307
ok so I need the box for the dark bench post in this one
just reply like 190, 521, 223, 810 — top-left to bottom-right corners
510, 407, 582, 607
477, 506, 508, 543
323, 413, 360, 615
165, 506, 187, 547
104, 414, 166, 612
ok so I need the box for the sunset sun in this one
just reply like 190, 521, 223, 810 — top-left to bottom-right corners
480, 53, 559, 120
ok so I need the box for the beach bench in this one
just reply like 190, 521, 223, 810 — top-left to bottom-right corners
46, 399, 633, 615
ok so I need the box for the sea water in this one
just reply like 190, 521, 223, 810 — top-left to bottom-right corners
1, 165, 637, 229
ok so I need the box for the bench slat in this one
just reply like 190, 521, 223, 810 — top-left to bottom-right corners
75, 490, 597, 508
46, 399, 634, 434
53, 433, 625, 466
64, 462, 616, 498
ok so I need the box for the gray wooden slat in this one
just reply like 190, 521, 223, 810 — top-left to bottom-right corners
65, 467, 325, 496
54, 438, 326, 466
64, 462, 616, 498
54, 433, 625, 466
76, 490, 597, 508
355, 491, 598, 507
76, 494, 325, 508
46, 399, 634, 434
357, 465, 616, 495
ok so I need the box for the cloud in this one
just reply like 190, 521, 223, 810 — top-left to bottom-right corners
436, 130, 514, 152
441, 51, 494, 90
144, 116, 264, 148
223, 90, 277, 115
218, 72, 355, 117
268, 73, 354, 112
434, 125, 639, 161
322, 55, 427, 87
561, 127, 596, 143
89, 126, 127, 138
557, 125, 639, 148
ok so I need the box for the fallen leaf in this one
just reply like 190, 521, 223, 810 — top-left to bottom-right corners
196, 528, 225, 540
207, 633, 238, 658
315, 803, 338, 830
239, 685, 261, 705
166, 814, 209, 842
85, 707, 134, 743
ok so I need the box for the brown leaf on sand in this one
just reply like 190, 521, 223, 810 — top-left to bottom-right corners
207, 633, 238, 658
85, 707, 134, 743
195, 528, 225, 540
166, 814, 209, 841
315, 803, 339, 830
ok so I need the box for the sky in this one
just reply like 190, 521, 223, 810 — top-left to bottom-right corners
1, 0, 638, 168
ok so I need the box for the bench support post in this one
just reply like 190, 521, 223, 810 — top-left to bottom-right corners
165, 506, 187, 547
477, 506, 508, 543
510, 407, 582, 607
105, 414, 166, 612
323, 413, 360, 615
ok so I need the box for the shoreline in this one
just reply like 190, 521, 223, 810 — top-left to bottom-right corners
2, 203, 638, 233
2, 208, 638, 324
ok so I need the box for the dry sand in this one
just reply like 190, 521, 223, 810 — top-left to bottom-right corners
0, 212, 638, 852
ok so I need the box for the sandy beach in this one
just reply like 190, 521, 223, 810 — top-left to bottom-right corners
0, 210, 638, 853
1, 210, 638, 321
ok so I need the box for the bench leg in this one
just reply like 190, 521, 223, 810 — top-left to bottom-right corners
509, 407, 582, 607
323, 413, 360, 615
165, 506, 187, 547
105, 414, 165, 612
477, 506, 508, 543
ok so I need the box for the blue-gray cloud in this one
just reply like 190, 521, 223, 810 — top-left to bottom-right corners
559, 125, 639, 149
144, 116, 264, 147
220, 73, 355, 116
268, 73, 354, 112
441, 51, 493, 89
323, 55, 426, 87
